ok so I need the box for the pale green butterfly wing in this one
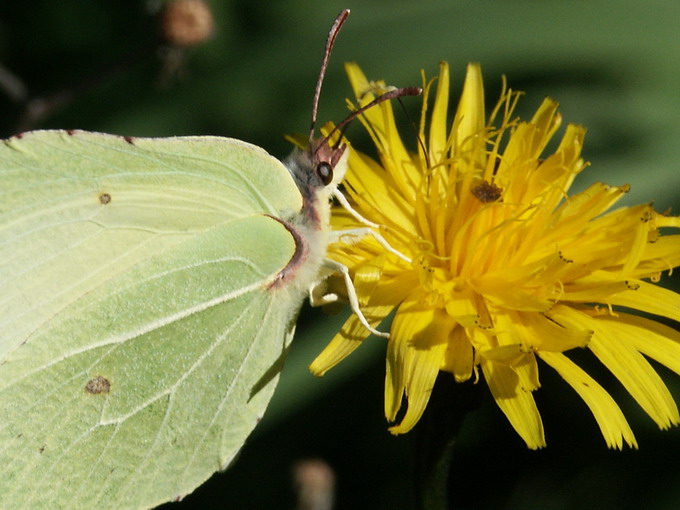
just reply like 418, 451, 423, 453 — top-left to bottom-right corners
1, 131, 301, 358
0, 131, 306, 509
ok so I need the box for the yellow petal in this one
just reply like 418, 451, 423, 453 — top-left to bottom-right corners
501, 99, 560, 182
607, 280, 680, 323
354, 256, 386, 306
428, 61, 450, 166
444, 286, 485, 328
538, 351, 637, 449
480, 357, 546, 449
452, 63, 485, 169
526, 123, 586, 207
310, 304, 393, 376
342, 149, 418, 235
578, 310, 680, 429
514, 352, 540, 392
656, 215, 680, 228
386, 301, 452, 432
345, 63, 420, 203
490, 309, 528, 349
610, 313, 680, 377
479, 344, 539, 392
441, 326, 474, 382
387, 341, 446, 434
344, 61, 371, 99
527, 98, 562, 155
525, 307, 592, 351
561, 277, 633, 302
620, 206, 655, 277
638, 235, 680, 271
473, 275, 554, 312
553, 182, 630, 227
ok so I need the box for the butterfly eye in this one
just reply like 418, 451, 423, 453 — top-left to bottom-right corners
316, 161, 333, 185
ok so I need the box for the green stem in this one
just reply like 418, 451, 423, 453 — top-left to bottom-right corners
414, 375, 480, 510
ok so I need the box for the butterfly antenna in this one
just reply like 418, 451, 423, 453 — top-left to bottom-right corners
308, 9, 351, 148
318, 86, 422, 150
396, 94, 431, 169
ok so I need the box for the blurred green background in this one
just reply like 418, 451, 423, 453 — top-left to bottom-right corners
2, 1, 679, 509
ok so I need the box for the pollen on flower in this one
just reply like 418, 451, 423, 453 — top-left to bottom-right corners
558, 251, 573, 264
310, 60, 680, 451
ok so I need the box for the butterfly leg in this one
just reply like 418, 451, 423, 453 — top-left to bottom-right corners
333, 188, 380, 228
308, 270, 338, 306
309, 259, 390, 338
331, 190, 411, 263
329, 227, 411, 264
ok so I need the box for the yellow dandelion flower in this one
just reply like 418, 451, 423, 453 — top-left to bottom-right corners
311, 61, 680, 450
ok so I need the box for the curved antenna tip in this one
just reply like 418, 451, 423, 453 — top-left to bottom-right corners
308, 10, 352, 147
317, 86, 423, 150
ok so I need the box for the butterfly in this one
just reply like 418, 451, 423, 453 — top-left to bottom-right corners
0, 9, 419, 510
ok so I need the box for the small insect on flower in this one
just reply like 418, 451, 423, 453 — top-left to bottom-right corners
310, 61, 680, 450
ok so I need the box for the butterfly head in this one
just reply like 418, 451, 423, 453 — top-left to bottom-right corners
310, 134, 348, 188
285, 135, 348, 202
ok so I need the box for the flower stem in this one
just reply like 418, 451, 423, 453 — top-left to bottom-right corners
415, 375, 480, 510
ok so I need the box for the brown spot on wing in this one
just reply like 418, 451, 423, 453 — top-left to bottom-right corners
85, 376, 111, 394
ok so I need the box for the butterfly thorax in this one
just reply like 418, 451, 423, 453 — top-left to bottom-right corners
270, 144, 347, 296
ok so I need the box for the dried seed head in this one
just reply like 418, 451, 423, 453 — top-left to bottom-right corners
161, 0, 214, 47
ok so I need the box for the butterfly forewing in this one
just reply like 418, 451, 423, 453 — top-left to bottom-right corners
0, 131, 303, 509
